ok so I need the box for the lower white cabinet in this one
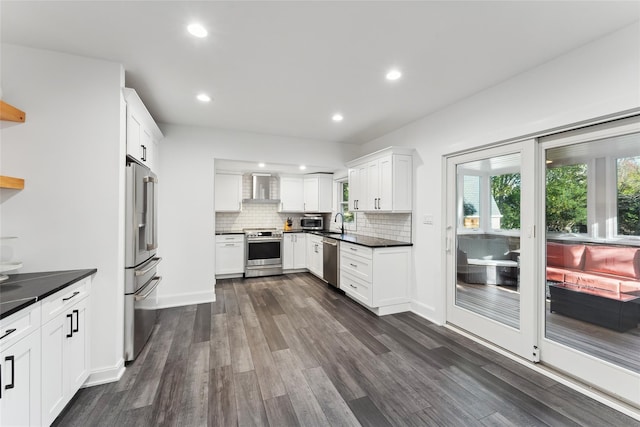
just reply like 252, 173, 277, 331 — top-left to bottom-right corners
306, 235, 324, 277
41, 279, 91, 427
0, 306, 42, 427
340, 242, 410, 315
216, 234, 245, 276
283, 233, 306, 270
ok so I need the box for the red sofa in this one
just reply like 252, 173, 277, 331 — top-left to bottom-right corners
547, 242, 640, 297
547, 242, 640, 331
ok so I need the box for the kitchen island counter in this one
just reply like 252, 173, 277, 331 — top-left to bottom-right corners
0, 269, 96, 319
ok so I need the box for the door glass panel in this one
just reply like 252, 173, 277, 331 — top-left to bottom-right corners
456, 154, 521, 328
545, 132, 640, 373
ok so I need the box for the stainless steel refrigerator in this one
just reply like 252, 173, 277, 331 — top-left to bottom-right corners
124, 160, 162, 362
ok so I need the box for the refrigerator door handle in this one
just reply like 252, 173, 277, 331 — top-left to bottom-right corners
135, 276, 162, 301
144, 175, 158, 250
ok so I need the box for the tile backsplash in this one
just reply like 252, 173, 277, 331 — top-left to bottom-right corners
216, 203, 412, 243
355, 212, 412, 243
216, 203, 313, 231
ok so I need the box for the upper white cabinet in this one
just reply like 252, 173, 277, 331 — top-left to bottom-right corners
347, 147, 413, 213
279, 176, 305, 212
303, 174, 333, 213
279, 174, 332, 213
215, 173, 243, 212
123, 88, 163, 171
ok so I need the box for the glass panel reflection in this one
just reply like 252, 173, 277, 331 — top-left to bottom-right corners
455, 154, 521, 329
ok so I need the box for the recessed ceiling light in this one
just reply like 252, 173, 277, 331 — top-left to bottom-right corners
299, 165, 306, 170
196, 93, 211, 102
258, 163, 266, 168
386, 69, 402, 81
187, 23, 208, 38
332, 113, 343, 122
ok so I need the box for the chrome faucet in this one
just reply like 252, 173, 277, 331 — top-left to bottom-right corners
334, 212, 345, 235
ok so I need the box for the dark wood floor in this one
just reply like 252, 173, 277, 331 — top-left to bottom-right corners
457, 281, 640, 373
54, 273, 639, 426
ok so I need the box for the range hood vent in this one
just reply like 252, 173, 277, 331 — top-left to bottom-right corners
243, 173, 280, 203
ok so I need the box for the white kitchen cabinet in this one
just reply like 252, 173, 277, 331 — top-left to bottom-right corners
303, 174, 333, 213
348, 165, 367, 212
283, 233, 306, 270
215, 234, 245, 276
340, 242, 411, 315
306, 234, 324, 277
347, 147, 413, 212
0, 305, 42, 427
279, 176, 305, 212
215, 173, 243, 212
41, 279, 91, 427
123, 88, 163, 171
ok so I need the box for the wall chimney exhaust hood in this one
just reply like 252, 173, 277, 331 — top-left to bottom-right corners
243, 173, 280, 203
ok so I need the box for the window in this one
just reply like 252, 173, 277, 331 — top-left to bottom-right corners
462, 175, 480, 229
338, 180, 354, 223
616, 156, 640, 236
545, 163, 588, 234
491, 173, 521, 230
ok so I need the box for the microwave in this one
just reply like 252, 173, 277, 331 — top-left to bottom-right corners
301, 215, 323, 230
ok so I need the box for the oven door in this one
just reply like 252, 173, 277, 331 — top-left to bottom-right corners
246, 239, 282, 266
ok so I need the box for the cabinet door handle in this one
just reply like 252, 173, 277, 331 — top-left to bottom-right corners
66, 313, 74, 338
0, 328, 16, 341
141, 144, 147, 161
63, 291, 80, 302
4, 356, 14, 390
73, 309, 79, 333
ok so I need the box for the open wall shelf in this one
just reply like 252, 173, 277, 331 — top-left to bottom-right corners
0, 100, 26, 122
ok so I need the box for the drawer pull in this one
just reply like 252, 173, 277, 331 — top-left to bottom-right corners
4, 356, 14, 390
73, 309, 79, 333
63, 291, 80, 302
350, 263, 357, 268
350, 247, 357, 251
349, 284, 357, 289
0, 328, 16, 341
66, 314, 74, 338
225, 243, 236, 246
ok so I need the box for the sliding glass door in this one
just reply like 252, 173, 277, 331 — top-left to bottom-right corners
445, 141, 537, 361
538, 116, 640, 406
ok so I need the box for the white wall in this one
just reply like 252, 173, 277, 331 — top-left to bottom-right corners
358, 23, 640, 323
156, 124, 357, 307
0, 44, 126, 383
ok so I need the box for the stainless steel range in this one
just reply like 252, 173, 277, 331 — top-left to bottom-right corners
244, 228, 283, 278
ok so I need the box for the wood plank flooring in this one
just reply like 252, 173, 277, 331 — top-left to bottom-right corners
53, 273, 639, 426
456, 281, 640, 373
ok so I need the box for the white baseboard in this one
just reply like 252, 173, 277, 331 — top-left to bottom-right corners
84, 358, 125, 387
409, 300, 443, 325
156, 289, 216, 309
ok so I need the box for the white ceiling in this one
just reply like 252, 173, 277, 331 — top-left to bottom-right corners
1, 1, 639, 145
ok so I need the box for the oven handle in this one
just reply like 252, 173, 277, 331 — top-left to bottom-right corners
135, 257, 162, 276
135, 276, 162, 301
247, 238, 283, 243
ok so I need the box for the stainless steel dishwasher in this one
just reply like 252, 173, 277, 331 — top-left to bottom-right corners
323, 237, 340, 288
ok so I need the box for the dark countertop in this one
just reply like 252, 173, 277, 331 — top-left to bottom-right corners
0, 269, 97, 320
215, 230, 245, 235
309, 231, 413, 248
